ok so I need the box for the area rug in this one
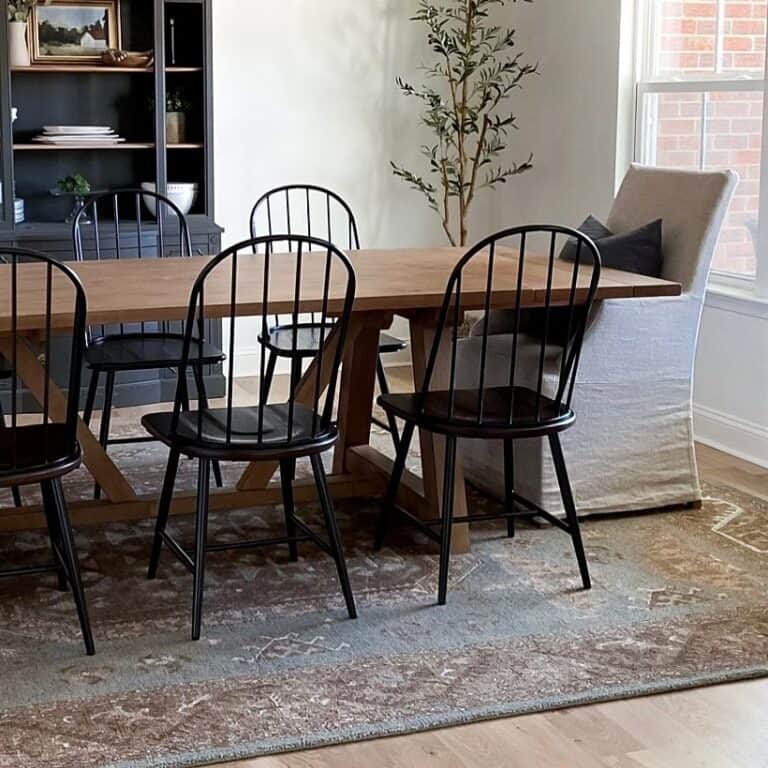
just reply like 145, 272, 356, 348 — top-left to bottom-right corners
0, 428, 766, 768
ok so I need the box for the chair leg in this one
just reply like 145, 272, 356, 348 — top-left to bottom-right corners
549, 433, 591, 590
191, 458, 211, 641
279, 458, 299, 562
178, 373, 190, 411
0, 400, 22, 507
311, 453, 357, 620
94, 370, 115, 501
289, 358, 303, 398
376, 354, 401, 452
504, 440, 516, 539
48, 477, 95, 656
148, 447, 181, 580
193, 366, 223, 489
41, 481, 68, 591
82, 368, 99, 427
374, 420, 416, 551
261, 351, 277, 403
437, 435, 457, 606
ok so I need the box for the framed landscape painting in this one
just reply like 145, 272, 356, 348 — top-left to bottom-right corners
30, 0, 121, 65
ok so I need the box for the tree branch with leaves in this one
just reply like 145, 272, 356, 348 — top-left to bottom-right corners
392, 0, 537, 246
7, 0, 51, 22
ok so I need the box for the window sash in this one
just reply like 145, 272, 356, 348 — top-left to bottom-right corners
641, 0, 765, 81
634, 0, 768, 286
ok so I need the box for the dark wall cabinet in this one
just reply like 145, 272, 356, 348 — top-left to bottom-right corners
0, 0, 223, 406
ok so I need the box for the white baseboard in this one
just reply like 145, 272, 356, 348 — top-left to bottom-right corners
694, 404, 768, 469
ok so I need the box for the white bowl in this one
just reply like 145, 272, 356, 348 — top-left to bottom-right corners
140, 182, 199, 217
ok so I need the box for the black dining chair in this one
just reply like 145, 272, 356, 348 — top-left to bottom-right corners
374, 225, 602, 605
142, 234, 358, 641
73, 189, 224, 499
250, 184, 405, 449
0, 246, 95, 655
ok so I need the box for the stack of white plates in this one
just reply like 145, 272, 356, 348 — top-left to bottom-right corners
33, 126, 126, 145
14, 198, 24, 224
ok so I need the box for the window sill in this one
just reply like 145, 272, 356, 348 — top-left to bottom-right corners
705, 278, 768, 320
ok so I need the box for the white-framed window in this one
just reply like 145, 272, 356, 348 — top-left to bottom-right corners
634, 0, 768, 283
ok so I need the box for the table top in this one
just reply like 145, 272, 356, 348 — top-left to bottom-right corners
0, 247, 682, 332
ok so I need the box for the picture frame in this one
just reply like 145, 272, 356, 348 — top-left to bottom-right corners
30, 0, 121, 65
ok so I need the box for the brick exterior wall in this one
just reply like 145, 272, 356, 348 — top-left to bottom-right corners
647, 0, 767, 273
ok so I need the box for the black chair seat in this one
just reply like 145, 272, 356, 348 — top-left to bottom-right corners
379, 386, 575, 438
262, 324, 406, 357
142, 403, 337, 460
86, 333, 225, 371
0, 420, 81, 488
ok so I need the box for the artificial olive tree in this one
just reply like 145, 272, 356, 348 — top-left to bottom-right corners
392, 0, 537, 246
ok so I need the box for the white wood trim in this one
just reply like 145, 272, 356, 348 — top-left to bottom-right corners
705, 284, 768, 320
637, 79, 764, 94
694, 405, 768, 469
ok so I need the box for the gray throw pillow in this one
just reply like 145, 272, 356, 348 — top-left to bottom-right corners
560, 215, 664, 278
474, 216, 664, 346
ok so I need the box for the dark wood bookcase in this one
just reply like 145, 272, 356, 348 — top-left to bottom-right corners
0, 0, 223, 406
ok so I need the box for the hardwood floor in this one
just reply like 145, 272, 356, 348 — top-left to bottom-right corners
111, 370, 768, 768
218, 676, 768, 767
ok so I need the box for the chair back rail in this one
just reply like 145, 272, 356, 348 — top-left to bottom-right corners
0, 247, 87, 474
172, 234, 356, 448
250, 185, 360, 327
72, 188, 192, 341
420, 225, 602, 427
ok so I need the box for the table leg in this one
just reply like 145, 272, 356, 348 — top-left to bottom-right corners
236, 318, 364, 491
0, 337, 137, 503
332, 318, 383, 474
409, 315, 470, 554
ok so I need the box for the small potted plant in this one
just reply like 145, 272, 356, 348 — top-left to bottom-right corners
165, 89, 191, 145
55, 173, 92, 223
7, 1, 51, 68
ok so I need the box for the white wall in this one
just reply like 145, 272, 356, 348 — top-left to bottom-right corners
213, 0, 492, 250
213, 1, 491, 374
489, 0, 626, 230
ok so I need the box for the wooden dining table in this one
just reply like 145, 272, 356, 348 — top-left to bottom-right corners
0, 246, 682, 552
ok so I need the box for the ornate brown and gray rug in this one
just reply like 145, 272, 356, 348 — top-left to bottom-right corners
0, 429, 767, 768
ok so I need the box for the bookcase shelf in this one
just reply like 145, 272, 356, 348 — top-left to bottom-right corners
13, 143, 204, 151
14, 143, 157, 151
11, 65, 203, 74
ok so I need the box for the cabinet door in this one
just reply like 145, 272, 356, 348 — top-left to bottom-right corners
0, 3, 13, 234
0, 132, 8, 230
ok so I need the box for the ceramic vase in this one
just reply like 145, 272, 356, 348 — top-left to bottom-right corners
166, 112, 186, 144
9, 21, 31, 68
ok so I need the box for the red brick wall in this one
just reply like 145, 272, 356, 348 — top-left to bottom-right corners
648, 0, 767, 273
